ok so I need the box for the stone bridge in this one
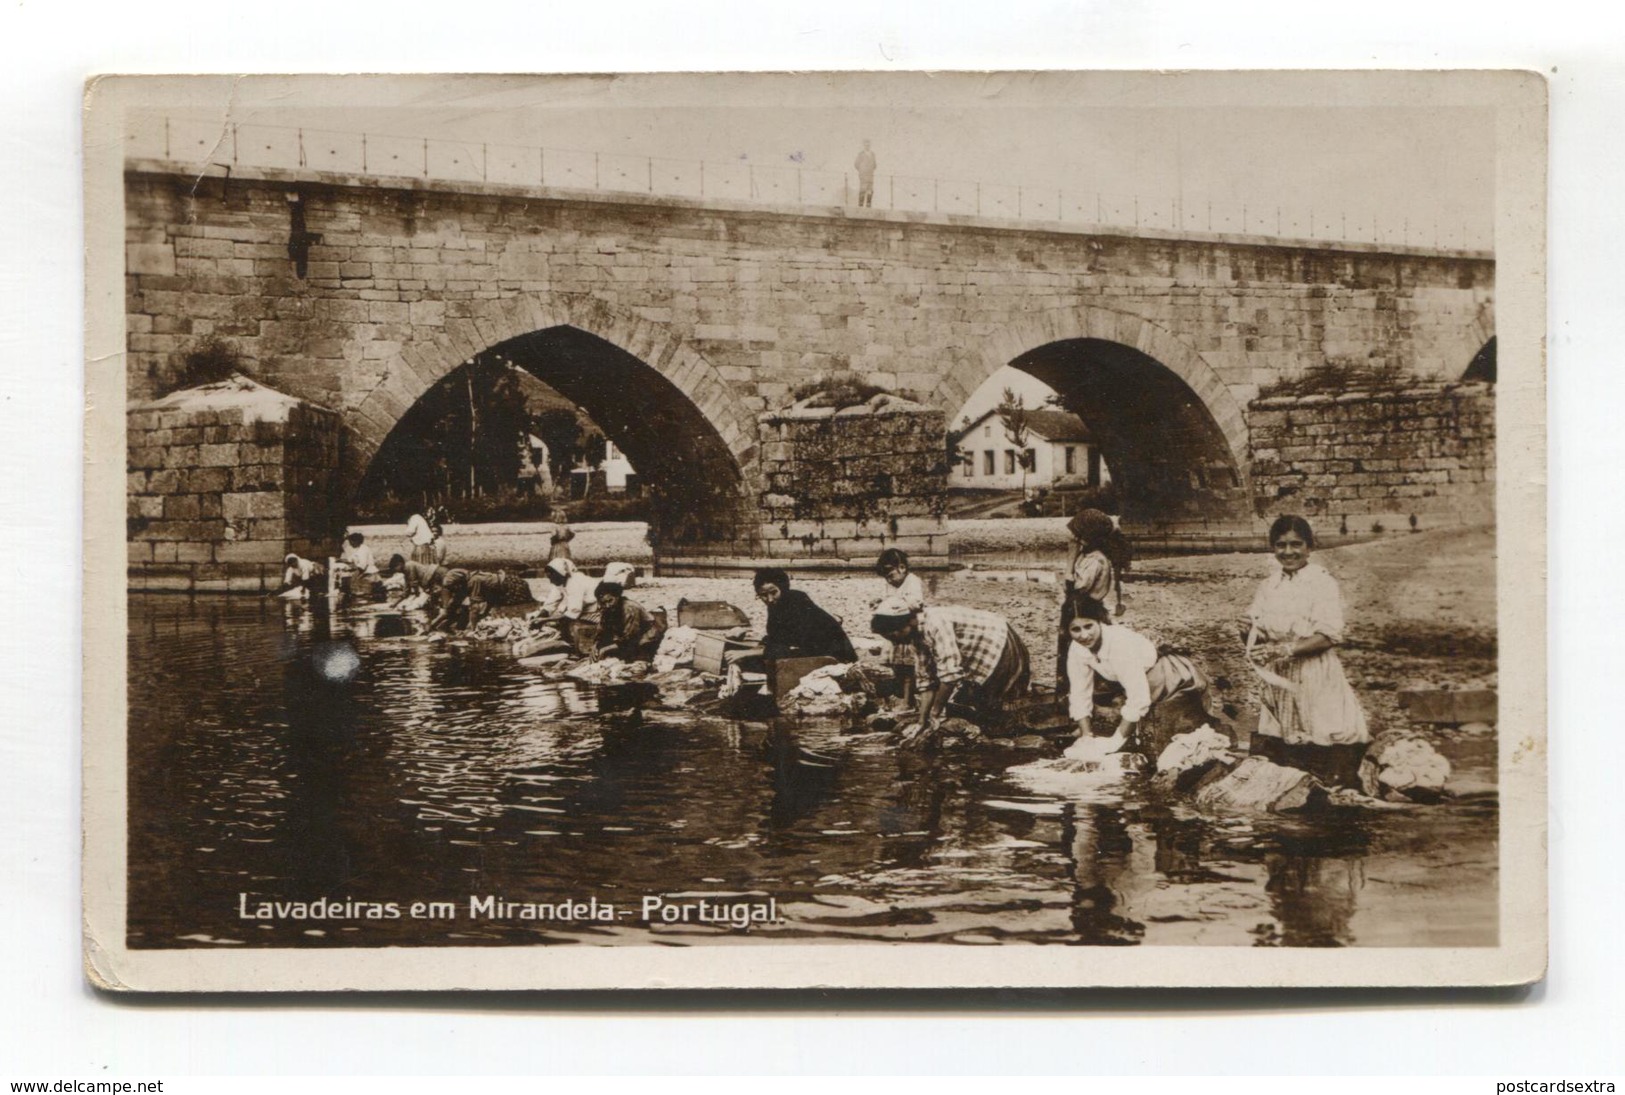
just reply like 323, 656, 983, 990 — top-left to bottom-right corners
124, 160, 1494, 577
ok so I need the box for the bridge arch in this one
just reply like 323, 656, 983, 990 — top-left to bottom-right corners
1462, 335, 1496, 384
346, 295, 760, 547
932, 306, 1253, 523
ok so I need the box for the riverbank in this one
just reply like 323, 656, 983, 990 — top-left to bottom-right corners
350, 515, 1395, 573
353, 519, 1496, 733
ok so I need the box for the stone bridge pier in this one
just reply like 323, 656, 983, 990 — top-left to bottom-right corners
123, 162, 1495, 587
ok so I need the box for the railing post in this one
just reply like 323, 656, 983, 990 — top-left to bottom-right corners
1018, 186, 1023, 219
164, 117, 170, 159
298, 128, 306, 168
361, 132, 367, 173
1134, 196, 1139, 228
231, 122, 239, 165
649, 157, 654, 193
539, 147, 545, 186
483, 143, 488, 182
889, 175, 894, 208
1057, 188, 1063, 221
595, 152, 600, 189
423, 138, 429, 177
700, 160, 705, 198
748, 163, 755, 199
976, 181, 981, 216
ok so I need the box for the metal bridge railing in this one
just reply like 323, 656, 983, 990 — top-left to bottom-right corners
127, 117, 1493, 252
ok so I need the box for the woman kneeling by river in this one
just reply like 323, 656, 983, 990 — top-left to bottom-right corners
1243, 514, 1370, 789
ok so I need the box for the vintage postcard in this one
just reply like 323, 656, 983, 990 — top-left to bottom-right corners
83, 71, 1546, 991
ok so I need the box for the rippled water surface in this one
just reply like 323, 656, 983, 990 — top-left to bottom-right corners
128, 595, 1498, 948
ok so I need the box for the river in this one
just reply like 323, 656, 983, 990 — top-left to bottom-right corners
127, 593, 1498, 949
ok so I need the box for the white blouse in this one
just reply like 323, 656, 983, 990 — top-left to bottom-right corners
876, 571, 925, 613
1247, 562, 1346, 643
1066, 624, 1159, 723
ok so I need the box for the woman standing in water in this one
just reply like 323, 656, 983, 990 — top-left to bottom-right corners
1056, 508, 1118, 695
1244, 514, 1370, 788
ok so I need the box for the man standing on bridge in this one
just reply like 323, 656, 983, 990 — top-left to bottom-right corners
854, 139, 877, 208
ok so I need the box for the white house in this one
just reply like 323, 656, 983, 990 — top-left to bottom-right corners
571, 438, 638, 494
951, 408, 1110, 491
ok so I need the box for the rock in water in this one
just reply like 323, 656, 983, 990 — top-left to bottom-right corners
512, 632, 568, 659
1359, 731, 1452, 801
937, 717, 983, 744
1193, 756, 1322, 814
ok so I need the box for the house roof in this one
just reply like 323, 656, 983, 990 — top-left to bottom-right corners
954, 406, 1094, 444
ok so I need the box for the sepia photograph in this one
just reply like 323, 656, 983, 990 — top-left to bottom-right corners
82, 70, 1546, 991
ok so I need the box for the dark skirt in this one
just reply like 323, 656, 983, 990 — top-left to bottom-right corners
953, 625, 1032, 726
1249, 734, 1368, 791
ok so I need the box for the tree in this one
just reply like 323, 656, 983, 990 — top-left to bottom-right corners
353, 358, 531, 511
532, 408, 586, 485
159, 335, 245, 397
997, 387, 1036, 492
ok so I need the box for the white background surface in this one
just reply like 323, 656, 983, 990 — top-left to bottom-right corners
2, 0, 1618, 1076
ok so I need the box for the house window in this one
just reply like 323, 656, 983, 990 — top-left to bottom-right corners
1065, 446, 1076, 475
962, 455, 974, 478
1025, 449, 1036, 472
983, 450, 995, 475
983, 425, 992, 437
1004, 450, 1016, 475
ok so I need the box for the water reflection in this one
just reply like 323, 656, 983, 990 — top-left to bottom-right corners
127, 595, 1498, 949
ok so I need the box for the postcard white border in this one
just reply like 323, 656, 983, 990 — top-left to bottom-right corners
82, 69, 1547, 993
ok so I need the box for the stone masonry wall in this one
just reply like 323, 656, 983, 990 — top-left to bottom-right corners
128, 387, 342, 592
1247, 383, 1494, 530
125, 164, 1495, 477
743, 395, 948, 566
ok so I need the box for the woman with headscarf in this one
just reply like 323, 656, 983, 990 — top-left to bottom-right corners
275, 553, 327, 599
870, 597, 1030, 742
539, 559, 599, 620
753, 568, 857, 664
536, 558, 601, 650
1057, 508, 1119, 694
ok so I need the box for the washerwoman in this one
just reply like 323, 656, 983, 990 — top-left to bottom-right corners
1243, 514, 1370, 789
1057, 508, 1118, 696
